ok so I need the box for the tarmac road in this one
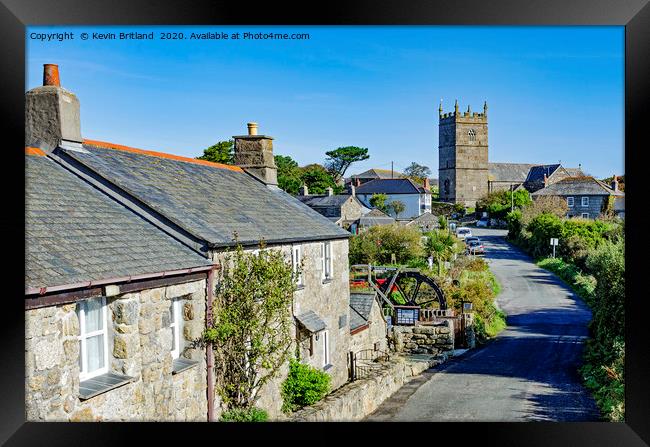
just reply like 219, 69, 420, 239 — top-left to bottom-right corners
366, 228, 601, 422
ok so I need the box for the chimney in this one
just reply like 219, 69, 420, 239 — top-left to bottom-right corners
348, 184, 356, 197
543, 173, 548, 187
233, 122, 278, 186
326, 187, 334, 196
355, 178, 361, 187
423, 178, 430, 190
25, 64, 83, 152
299, 184, 309, 196
611, 175, 618, 191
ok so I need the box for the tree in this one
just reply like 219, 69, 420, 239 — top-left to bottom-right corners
203, 241, 296, 411
390, 200, 406, 219
300, 164, 340, 194
348, 224, 424, 265
403, 162, 431, 183
197, 140, 234, 164
476, 189, 532, 219
324, 146, 370, 183
521, 195, 568, 226
275, 155, 302, 195
369, 193, 391, 214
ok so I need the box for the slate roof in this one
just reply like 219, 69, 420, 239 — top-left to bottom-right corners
406, 211, 439, 225
62, 142, 350, 247
350, 168, 404, 180
355, 178, 429, 195
525, 164, 562, 183
350, 293, 375, 331
358, 209, 396, 227
25, 153, 212, 291
295, 310, 327, 333
531, 177, 625, 197
488, 163, 537, 182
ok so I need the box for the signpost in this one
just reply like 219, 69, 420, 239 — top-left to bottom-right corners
550, 238, 559, 258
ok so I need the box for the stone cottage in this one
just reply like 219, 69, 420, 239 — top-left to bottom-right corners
296, 184, 371, 233
531, 175, 625, 219
349, 292, 389, 354
25, 64, 354, 421
25, 147, 214, 422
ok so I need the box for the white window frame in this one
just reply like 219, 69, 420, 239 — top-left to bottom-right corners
322, 330, 330, 367
567, 197, 574, 207
321, 242, 333, 281
292, 245, 304, 287
581, 213, 590, 219
581, 197, 589, 207
77, 297, 110, 381
169, 298, 182, 359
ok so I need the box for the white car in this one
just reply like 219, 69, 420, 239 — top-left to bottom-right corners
476, 218, 489, 227
456, 227, 472, 240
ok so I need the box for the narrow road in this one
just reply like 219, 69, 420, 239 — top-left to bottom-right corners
366, 228, 601, 422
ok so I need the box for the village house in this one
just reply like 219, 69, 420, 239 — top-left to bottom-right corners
357, 209, 397, 232
405, 211, 440, 232
531, 175, 625, 219
355, 178, 432, 220
25, 64, 354, 421
296, 184, 372, 233
348, 168, 405, 186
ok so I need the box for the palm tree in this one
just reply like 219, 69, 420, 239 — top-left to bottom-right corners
424, 229, 459, 275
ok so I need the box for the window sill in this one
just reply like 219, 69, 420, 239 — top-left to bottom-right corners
79, 372, 134, 401
172, 358, 199, 375
321, 278, 333, 285
323, 364, 334, 372
295, 285, 305, 291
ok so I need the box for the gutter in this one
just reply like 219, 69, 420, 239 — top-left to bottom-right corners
25, 265, 213, 296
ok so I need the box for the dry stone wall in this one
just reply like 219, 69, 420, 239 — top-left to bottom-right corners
389, 321, 454, 355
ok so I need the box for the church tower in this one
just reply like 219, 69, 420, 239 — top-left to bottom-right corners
438, 100, 489, 208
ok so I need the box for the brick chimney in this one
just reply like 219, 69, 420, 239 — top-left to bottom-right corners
233, 122, 278, 186
611, 175, 618, 191
326, 187, 334, 196
25, 64, 83, 152
348, 183, 356, 197
423, 178, 430, 190
543, 173, 548, 187
299, 185, 309, 196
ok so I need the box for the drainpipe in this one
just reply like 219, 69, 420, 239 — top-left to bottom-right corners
206, 267, 216, 422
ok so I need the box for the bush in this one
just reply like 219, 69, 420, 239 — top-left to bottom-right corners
220, 407, 269, 422
349, 224, 424, 265
281, 358, 331, 413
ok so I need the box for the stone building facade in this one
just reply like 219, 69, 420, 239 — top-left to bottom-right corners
25, 279, 208, 421
349, 294, 389, 354
438, 101, 489, 208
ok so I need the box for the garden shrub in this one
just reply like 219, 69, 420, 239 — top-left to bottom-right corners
281, 358, 331, 413
220, 407, 269, 422
349, 224, 424, 265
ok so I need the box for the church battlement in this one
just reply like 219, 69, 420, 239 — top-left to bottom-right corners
439, 100, 488, 122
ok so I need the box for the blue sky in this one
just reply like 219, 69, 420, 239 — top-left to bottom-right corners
26, 26, 624, 179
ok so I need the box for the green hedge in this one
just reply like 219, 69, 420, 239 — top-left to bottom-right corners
281, 358, 331, 413
220, 407, 268, 422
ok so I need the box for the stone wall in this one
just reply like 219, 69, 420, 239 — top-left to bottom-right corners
388, 321, 454, 356
210, 238, 351, 419
25, 278, 207, 422
288, 354, 447, 421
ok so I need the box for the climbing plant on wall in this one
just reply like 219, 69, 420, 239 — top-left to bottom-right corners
203, 240, 296, 411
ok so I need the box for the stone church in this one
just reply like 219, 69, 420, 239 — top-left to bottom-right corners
437, 100, 583, 207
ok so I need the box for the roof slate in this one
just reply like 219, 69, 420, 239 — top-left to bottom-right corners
63, 143, 350, 247
350, 168, 405, 179
295, 310, 327, 333
525, 164, 562, 183
532, 177, 625, 196
356, 178, 428, 195
25, 154, 211, 291
350, 293, 375, 331
488, 163, 537, 182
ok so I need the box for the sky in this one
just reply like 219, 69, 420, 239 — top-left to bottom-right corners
26, 26, 624, 179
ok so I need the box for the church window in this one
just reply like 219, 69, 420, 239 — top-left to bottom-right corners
468, 129, 476, 142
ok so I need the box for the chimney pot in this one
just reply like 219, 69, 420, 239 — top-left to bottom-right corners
326, 187, 334, 196
247, 122, 258, 136
43, 64, 60, 87
300, 185, 309, 196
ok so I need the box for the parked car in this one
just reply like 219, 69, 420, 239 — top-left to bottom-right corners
476, 218, 489, 227
456, 227, 472, 240
466, 240, 485, 255
465, 236, 480, 246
